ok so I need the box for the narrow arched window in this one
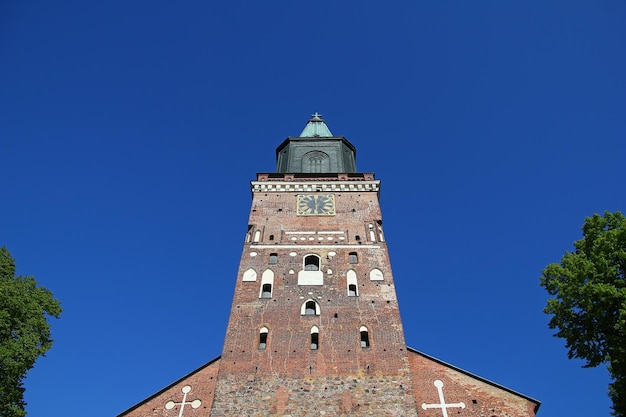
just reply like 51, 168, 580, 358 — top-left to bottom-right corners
304, 255, 320, 271
259, 327, 268, 350
360, 326, 370, 348
310, 326, 319, 350
349, 252, 358, 264
301, 299, 320, 316
302, 151, 330, 173
347, 270, 358, 297
259, 269, 274, 298
305, 301, 316, 315
254, 230, 261, 242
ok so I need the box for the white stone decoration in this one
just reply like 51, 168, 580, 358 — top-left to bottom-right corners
249, 252, 257, 257
370, 268, 384, 281
251, 180, 380, 193
421, 380, 465, 417
289, 252, 297, 257
298, 270, 323, 285
165, 385, 201, 417
242, 268, 257, 282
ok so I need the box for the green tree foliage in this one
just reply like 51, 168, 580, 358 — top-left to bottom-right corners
540, 211, 626, 417
0, 247, 62, 417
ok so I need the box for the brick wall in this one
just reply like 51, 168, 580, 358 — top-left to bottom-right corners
120, 358, 219, 417
211, 176, 420, 415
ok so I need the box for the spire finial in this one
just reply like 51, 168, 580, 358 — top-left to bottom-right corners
299, 112, 333, 137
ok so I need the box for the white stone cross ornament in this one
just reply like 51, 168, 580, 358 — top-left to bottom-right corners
422, 380, 466, 417
165, 385, 201, 417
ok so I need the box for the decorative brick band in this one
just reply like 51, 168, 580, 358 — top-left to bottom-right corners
249, 244, 381, 249
251, 180, 380, 193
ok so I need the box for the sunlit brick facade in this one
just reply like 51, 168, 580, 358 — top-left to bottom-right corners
119, 114, 539, 417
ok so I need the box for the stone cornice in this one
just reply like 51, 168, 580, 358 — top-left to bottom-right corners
251, 180, 380, 193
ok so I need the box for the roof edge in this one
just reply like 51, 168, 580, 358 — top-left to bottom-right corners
406, 346, 541, 412
116, 355, 222, 417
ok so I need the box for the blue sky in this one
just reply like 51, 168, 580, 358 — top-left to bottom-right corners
1, 1, 624, 416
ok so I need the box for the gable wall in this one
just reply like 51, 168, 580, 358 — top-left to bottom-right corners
408, 350, 539, 417
120, 359, 220, 417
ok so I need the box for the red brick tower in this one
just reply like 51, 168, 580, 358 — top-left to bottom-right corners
119, 114, 540, 417
210, 112, 418, 415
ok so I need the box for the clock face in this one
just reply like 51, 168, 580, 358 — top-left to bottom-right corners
297, 194, 336, 216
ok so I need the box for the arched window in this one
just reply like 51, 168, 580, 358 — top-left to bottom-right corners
305, 301, 316, 315
259, 327, 268, 350
349, 252, 358, 264
310, 326, 319, 350
347, 270, 358, 297
360, 326, 370, 348
304, 255, 320, 271
369, 224, 376, 242
269, 253, 278, 264
253, 230, 261, 242
259, 269, 274, 298
301, 151, 330, 173
301, 299, 320, 316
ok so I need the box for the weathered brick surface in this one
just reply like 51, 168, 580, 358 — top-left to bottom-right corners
119, 174, 539, 417
120, 358, 220, 417
408, 349, 539, 417
210, 174, 420, 415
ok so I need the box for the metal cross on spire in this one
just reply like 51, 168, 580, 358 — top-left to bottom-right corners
421, 380, 466, 417
164, 385, 201, 417
310, 112, 323, 120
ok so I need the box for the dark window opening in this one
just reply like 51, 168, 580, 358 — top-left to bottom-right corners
261, 284, 272, 298
349, 252, 358, 264
355, 235, 361, 241
360, 330, 370, 348
305, 301, 317, 315
259, 332, 267, 350
269, 253, 278, 264
310, 332, 319, 350
269, 235, 275, 241
348, 284, 357, 297
304, 255, 319, 271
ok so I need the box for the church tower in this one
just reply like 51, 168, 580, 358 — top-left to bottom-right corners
119, 114, 540, 417
211, 112, 417, 414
